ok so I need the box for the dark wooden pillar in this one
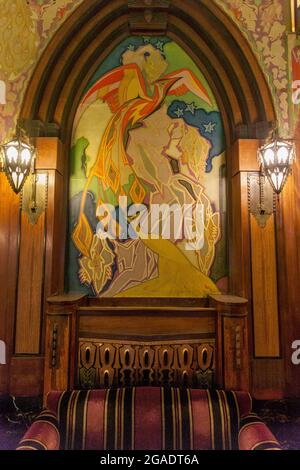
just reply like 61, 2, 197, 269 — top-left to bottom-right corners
229, 139, 284, 398
209, 295, 249, 391
9, 137, 67, 396
43, 294, 87, 402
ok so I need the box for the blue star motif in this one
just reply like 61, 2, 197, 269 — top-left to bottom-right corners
185, 103, 197, 115
155, 41, 164, 51
174, 107, 184, 118
203, 122, 216, 134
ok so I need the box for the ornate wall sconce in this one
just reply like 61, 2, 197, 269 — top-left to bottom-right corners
0, 127, 48, 225
248, 129, 296, 228
257, 131, 296, 195
0, 127, 35, 194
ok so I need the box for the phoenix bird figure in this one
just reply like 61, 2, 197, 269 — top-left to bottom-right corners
72, 45, 212, 260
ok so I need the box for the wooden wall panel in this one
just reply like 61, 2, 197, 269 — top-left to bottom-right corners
231, 139, 261, 176
44, 314, 71, 398
9, 357, 44, 396
229, 139, 284, 398
229, 172, 251, 299
79, 313, 216, 337
250, 215, 280, 357
44, 169, 66, 301
0, 175, 20, 394
8, 137, 67, 395
35, 138, 64, 175
15, 212, 45, 354
277, 143, 300, 397
222, 316, 249, 391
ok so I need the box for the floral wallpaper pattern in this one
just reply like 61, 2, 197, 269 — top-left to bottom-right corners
0, 0, 84, 142
215, 0, 289, 136
0, 0, 291, 142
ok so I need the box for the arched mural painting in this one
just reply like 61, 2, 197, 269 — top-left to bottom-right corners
67, 36, 227, 298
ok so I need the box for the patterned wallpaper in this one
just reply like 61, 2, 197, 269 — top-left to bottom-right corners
216, 0, 289, 136
0, 0, 292, 142
0, 0, 84, 142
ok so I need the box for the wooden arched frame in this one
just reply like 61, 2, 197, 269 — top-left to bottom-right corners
20, 0, 275, 144
4, 0, 298, 400
18, 0, 277, 304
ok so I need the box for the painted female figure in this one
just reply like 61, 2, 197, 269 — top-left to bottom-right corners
71, 41, 224, 297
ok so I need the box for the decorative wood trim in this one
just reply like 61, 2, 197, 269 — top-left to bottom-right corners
51, 323, 58, 368
128, 0, 170, 34
43, 296, 249, 398
47, 293, 87, 304
209, 294, 248, 306
209, 294, 249, 390
87, 297, 209, 308
78, 338, 215, 389
128, 0, 170, 7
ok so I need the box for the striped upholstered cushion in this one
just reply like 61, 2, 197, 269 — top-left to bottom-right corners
46, 388, 251, 450
17, 411, 60, 450
239, 414, 282, 450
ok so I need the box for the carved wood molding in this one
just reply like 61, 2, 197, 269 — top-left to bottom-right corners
78, 338, 215, 389
128, 0, 171, 33
51, 323, 58, 368
128, 0, 170, 7
43, 296, 250, 399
